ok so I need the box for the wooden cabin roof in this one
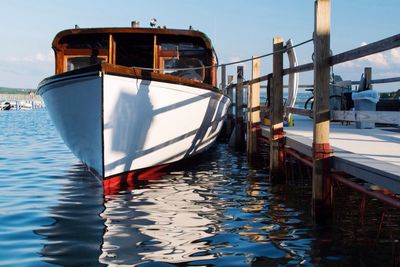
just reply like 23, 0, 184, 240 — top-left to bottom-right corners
52, 27, 214, 51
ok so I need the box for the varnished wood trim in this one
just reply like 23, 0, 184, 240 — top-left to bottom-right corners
109, 34, 116, 64
153, 35, 158, 72
40, 62, 221, 93
55, 50, 64, 74
159, 50, 179, 58
102, 63, 219, 92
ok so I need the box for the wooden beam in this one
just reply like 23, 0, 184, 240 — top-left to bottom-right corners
370, 77, 400, 84
283, 62, 314, 75
270, 37, 285, 179
245, 73, 271, 86
351, 76, 400, 85
247, 57, 261, 155
285, 107, 313, 117
313, 0, 333, 222
331, 33, 400, 66
331, 110, 400, 125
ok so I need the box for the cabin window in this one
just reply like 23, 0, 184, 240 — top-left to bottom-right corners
114, 34, 154, 69
162, 58, 205, 81
58, 33, 109, 73
159, 42, 207, 82
66, 56, 107, 71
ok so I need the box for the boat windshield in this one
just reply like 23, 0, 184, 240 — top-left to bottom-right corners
67, 56, 106, 71
159, 42, 207, 82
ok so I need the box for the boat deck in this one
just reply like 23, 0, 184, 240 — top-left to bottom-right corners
261, 117, 400, 193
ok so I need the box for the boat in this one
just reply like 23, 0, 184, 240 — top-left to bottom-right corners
0, 101, 11, 110
37, 25, 230, 180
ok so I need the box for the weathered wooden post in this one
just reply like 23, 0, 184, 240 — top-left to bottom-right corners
226, 75, 234, 136
220, 64, 229, 139
364, 67, 372, 90
247, 57, 261, 155
227, 75, 233, 100
221, 64, 227, 94
235, 66, 245, 149
270, 37, 285, 179
264, 75, 272, 125
312, 0, 333, 222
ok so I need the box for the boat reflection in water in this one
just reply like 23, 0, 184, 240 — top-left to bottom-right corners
100, 165, 218, 265
34, 161, 221, 266
34, 148, 312, 266
34, 164, 106, 266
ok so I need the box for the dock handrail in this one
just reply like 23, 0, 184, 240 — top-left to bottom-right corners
226, 32, 400, 125
227, 33, 400, 90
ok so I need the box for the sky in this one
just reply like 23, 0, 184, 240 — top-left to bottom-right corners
1, 0, 399, 92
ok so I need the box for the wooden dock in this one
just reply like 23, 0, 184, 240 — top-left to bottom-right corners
221, 0, 400, 221
261, 117, 400, 193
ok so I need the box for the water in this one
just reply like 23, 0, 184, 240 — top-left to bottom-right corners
1, 109, 399, 266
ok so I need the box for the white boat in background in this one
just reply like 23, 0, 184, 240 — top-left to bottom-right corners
38, 25, 230, 180
19, 101, 33, 110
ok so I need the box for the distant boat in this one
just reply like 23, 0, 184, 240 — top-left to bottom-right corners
0, 101, 11, 110
37, 26, 230, 180
19, 101, 33, 110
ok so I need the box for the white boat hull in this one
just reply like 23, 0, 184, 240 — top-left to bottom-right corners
39, 72, 230, 179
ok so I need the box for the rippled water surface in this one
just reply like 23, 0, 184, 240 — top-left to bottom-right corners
1, 109, 399, 266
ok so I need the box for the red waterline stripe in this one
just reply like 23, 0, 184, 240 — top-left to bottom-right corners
103, 164, 169, 195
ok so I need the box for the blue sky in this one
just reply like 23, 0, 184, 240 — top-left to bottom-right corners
1, 0, 399, 91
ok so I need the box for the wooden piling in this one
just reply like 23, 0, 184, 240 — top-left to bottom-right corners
221, 64, 227, 94
226, 75, 234, 137
220, 64, 229, 139
234, 66, 245, 149
312, 0, 333, 221
247, 57, 261, 155
270, 37, 285, 179
364, 67, 372, 90
227, 75, 234, 105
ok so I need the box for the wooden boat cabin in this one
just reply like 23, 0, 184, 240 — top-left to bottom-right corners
51, 27, 218, 88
